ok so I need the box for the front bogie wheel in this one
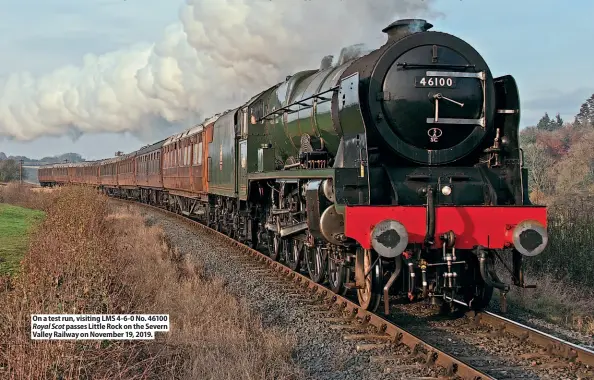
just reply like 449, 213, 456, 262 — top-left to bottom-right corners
357, 248, 382, 312
463, 252, 495, 311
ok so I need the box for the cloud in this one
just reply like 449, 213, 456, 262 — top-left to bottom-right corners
0, 0, 438, 142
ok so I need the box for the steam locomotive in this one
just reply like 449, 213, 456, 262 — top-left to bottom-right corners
39, 19, 548, 313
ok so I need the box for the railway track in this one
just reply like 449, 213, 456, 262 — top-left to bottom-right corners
112, 197, 594, 380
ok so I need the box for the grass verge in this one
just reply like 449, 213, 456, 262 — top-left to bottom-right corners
0, 204, 45, 276
0, 185, 298, 379
492, 270, 594, 336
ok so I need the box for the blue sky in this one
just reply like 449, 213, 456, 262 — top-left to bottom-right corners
0, 0, 592, 159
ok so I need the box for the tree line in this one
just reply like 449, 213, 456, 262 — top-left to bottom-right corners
521, 93, 594, 205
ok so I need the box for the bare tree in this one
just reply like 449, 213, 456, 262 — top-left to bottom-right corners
0, 159, 26, 182
522, 142, 556, 203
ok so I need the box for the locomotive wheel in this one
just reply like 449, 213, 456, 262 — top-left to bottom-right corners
464, 253, 495, 311
328, 253, 348, 296
237, 215, 246, 244
468, 284, 494, 311
248, 219, 259, 249
306, 246, 326, 284
229, 213, 239, 240
357, 249, 382, 312
280, 239, 292, 264
213, 211, 222, 232
267, 232, 281, 261
286, 240, 302, 272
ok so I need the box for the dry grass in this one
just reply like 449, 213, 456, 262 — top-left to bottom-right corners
0, 182, 61, 211
494, 197, 594, 336
502, 271, 594, 335
0, 185, 298, 379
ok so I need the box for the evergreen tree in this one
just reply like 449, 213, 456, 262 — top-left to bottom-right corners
536, 112, 552, 131
552, 113, 563, 130
575, 94, 594, 128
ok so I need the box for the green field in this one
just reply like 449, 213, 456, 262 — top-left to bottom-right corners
0, 204, 45, 276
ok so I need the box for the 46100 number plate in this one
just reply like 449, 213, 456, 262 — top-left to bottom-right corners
415, 76, 456, 88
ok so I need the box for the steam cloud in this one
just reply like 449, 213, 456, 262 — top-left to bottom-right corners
0, 0, 437, 142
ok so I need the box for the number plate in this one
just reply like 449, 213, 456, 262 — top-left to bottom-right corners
415, 76, 457, 88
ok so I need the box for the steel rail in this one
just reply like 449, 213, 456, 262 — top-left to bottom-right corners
476, 311, 594, 367
112, 197, 493, 380
442, 296, 594, 368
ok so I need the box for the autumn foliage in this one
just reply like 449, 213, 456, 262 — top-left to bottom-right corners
521, 94, 594, 287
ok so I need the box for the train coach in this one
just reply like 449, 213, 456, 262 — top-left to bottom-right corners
38, 163, 72, 186
39, 18, 549, 314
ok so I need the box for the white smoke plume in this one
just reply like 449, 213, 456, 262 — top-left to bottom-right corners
0, 0, 438, 142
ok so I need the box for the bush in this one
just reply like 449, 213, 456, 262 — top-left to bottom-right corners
526, 195, 594, 287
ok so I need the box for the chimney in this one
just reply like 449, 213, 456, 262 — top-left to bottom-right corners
382, 19, 433, 44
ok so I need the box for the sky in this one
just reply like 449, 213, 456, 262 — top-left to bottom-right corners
0, 0, 592, 160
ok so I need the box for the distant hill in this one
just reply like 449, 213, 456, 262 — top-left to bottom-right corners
0, 152, 84, 166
